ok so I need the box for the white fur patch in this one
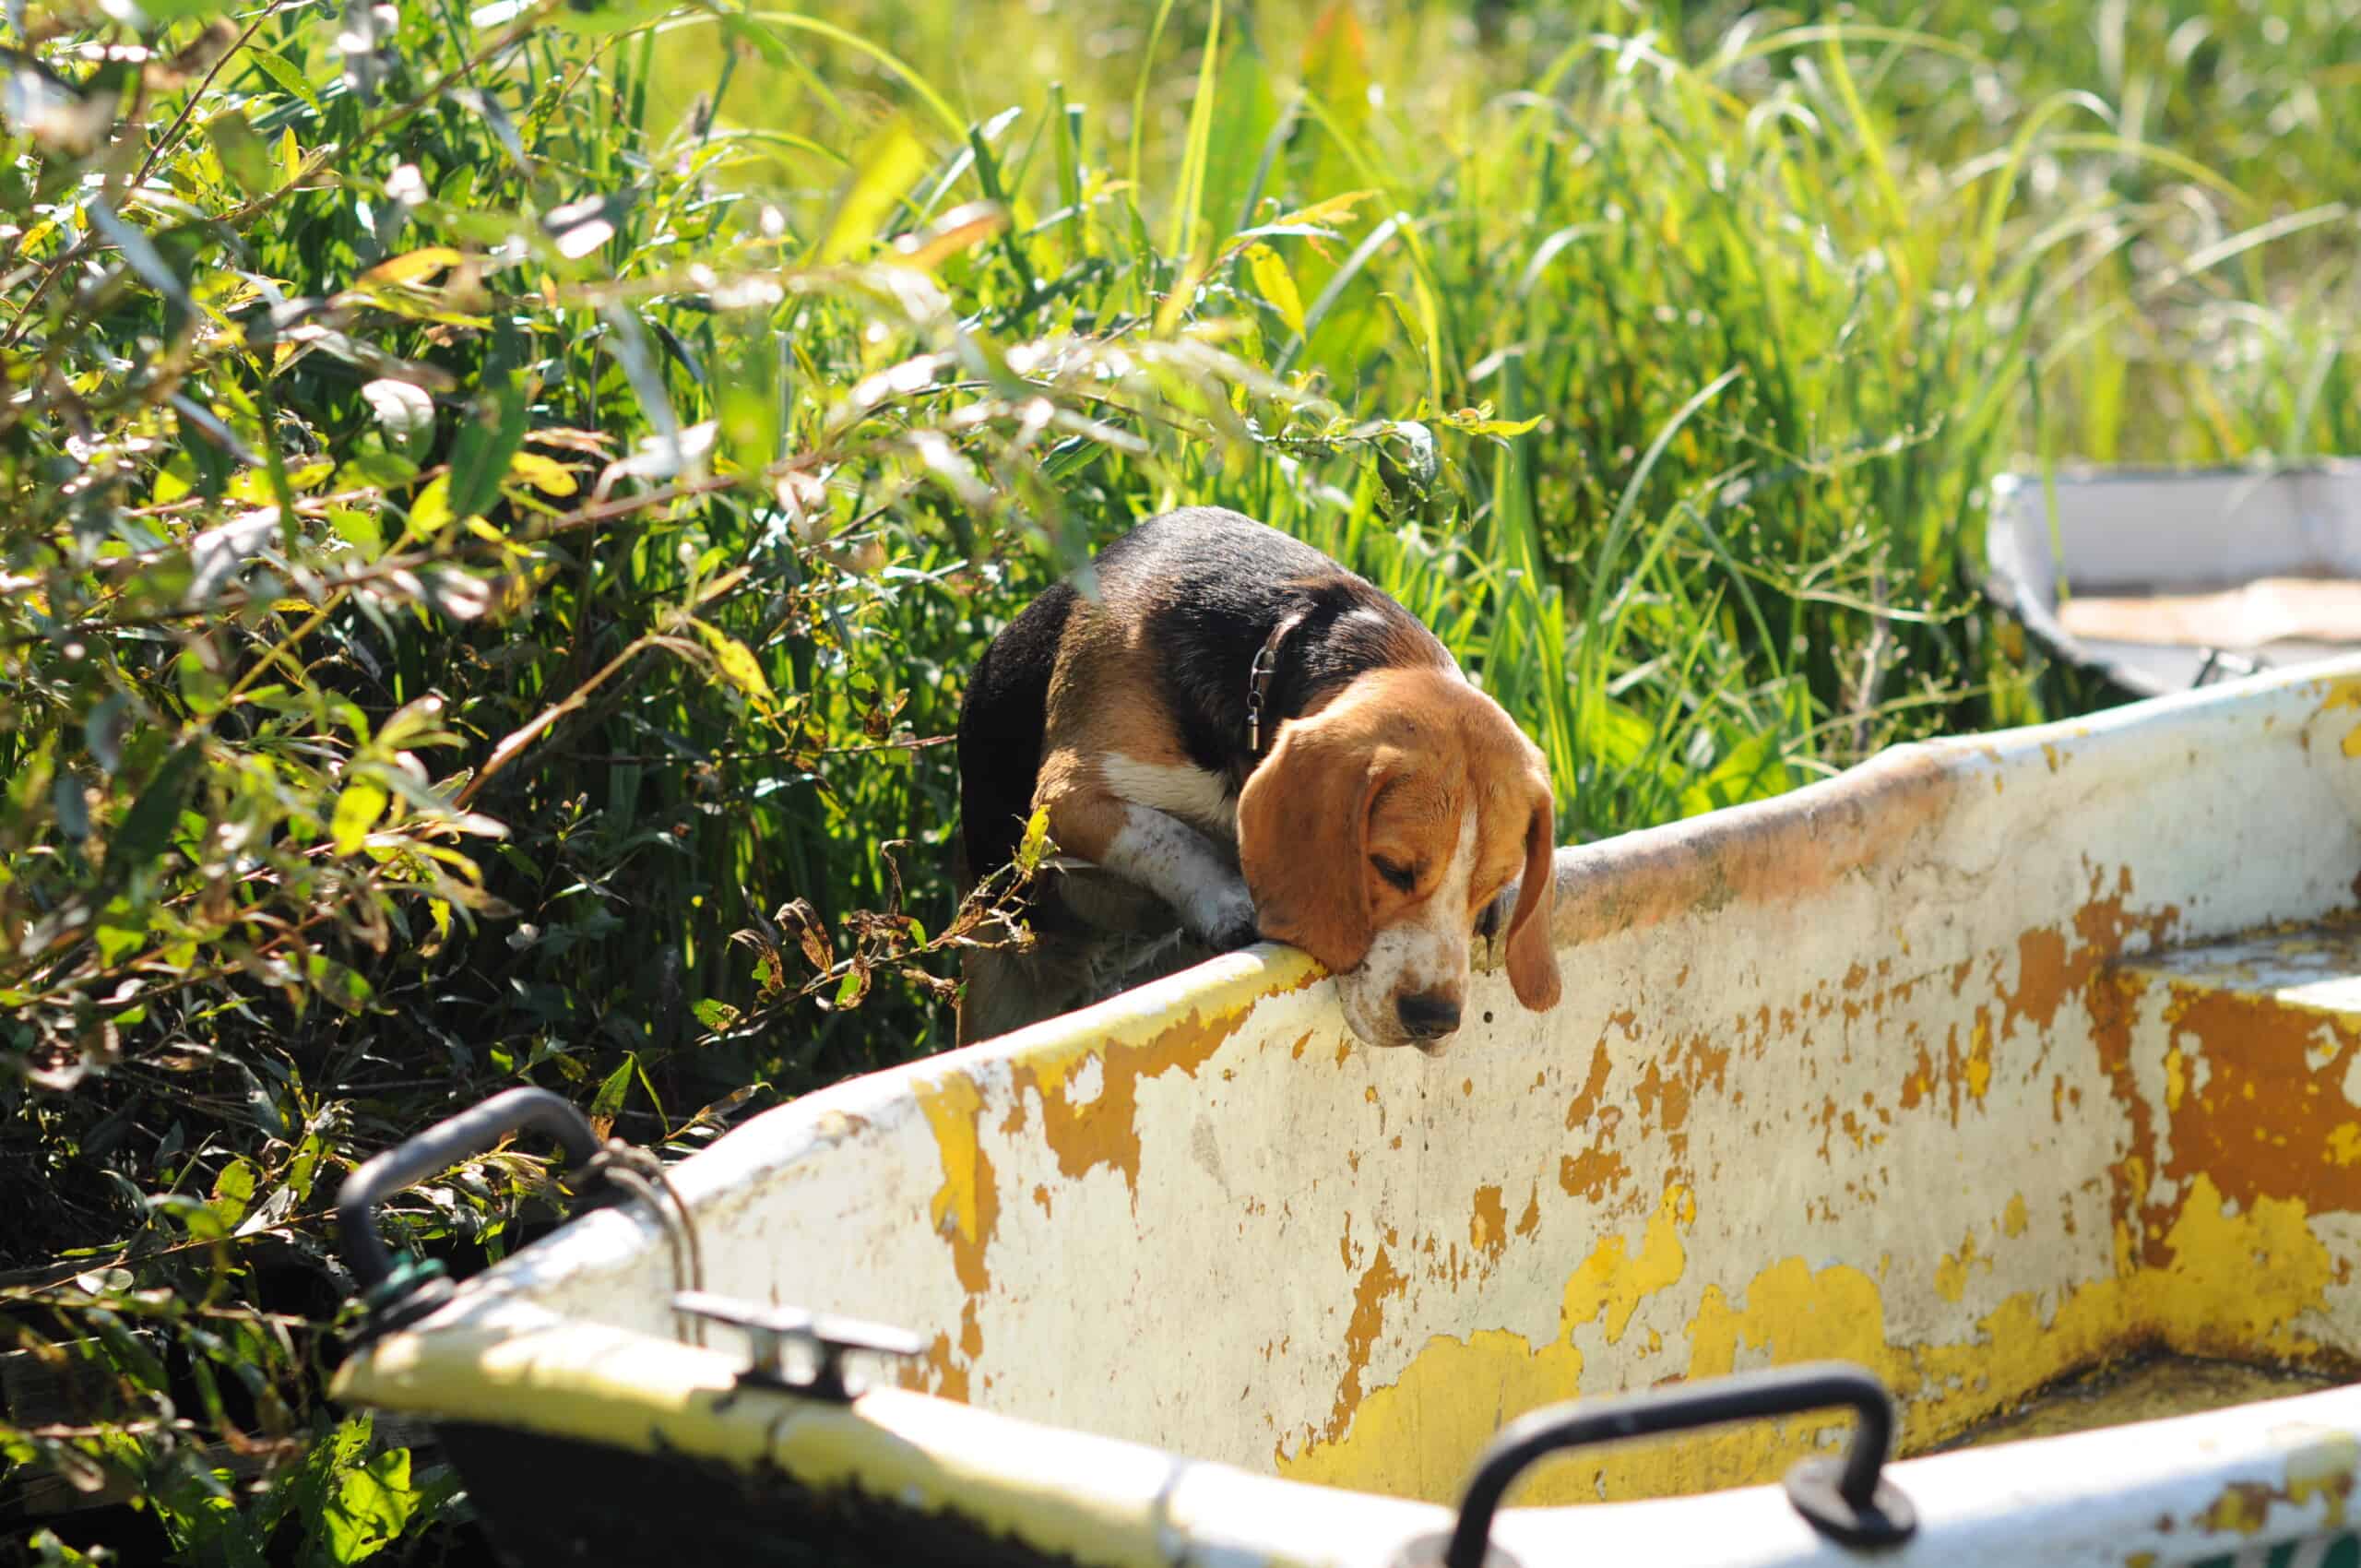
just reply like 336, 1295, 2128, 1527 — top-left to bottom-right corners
1099, 802, 1255, 944
1336, 803, 1479, 1050
1097, 753, 1239, 842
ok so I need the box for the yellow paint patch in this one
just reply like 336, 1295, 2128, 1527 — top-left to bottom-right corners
1964, 1016, 1993, 1102
2319, 675, 2361, 754
2002, 1193, 2029, 1238
1562, 1184, 1692, 1345
2165, 1045, 2187, 1112
918, 1073, 987, 1255
1273, 1328, 1587, 1503
1933, 1231, 1984, 1303
2331, 1123, 2361, 1167
1277, 1174, 2339, 1507
1278, 1186, 1694, 1503
2201, 1481, 2272, 1534
2286, 1430, 2361, 1529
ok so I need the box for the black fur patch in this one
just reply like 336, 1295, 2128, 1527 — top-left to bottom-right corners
955, 580, 1075, 885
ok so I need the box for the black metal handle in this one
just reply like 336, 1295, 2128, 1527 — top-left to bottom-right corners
1433, 1361, 1916, 1568
336, 1086, 600, 1301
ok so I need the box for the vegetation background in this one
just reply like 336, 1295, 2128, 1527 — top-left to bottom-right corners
0, 0, 2352, 1559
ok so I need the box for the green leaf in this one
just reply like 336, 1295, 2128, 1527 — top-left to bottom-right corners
588, 1054, 635, 1130
541, 0, 679, 38
1301, 0, 1370, 130
87, 200, 194, 320
318, 1446, 421, 1563
1200, 30, 1281, 239
209, 1157, 256, 1230
1679, 732, 1791, 819
243, 47, 323, 114
717, 333, 784, 478
445, 372, 528, 523
267, 1413, 372, 1544
206, 110, 279, 200
328, 502, 392, 556
175, 649, 228, 716
133, 0, 247, 21
110, 742, 203, 886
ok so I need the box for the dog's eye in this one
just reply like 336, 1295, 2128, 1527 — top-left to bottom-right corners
1370, 855, 1417, 893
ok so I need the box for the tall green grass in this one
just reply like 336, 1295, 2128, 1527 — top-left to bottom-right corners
1, 0, 2353, 1558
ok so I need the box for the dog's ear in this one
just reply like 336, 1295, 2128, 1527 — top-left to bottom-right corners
1504, 779, 1560, 1011
1239, 708, 1386, 975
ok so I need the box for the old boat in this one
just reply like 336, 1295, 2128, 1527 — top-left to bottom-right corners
1988, 462, 2361, 696
336, 659, 2361, 1567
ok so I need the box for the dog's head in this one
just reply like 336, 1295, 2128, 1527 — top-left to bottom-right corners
1238, 668, 1560, 1052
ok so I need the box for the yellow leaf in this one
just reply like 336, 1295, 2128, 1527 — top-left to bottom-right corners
1015, 806, 1053, 873
360, 246, 464, 289
691, 564, 752, 608
409, 473, 453, 537
279, 125, 301, 184
1244, 243, 1306, 337
690, 618, 777, 717
504, 449, 578, 497
1443, 407, 1545, 439
330, 781, 388, 855
818, 119, 929, 266
1258, 188, 1380, 236
890, 200, 1009, 271
1156, 252, 1209, 339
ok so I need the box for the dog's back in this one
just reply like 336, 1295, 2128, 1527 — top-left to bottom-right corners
959, 509, 1415, 880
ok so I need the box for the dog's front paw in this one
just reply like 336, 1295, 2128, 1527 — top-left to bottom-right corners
1186, 882, 1262, 953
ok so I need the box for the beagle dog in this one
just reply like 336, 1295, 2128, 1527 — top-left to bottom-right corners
955, 507, 1561, 1051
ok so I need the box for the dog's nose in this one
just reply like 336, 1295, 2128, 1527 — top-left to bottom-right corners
1395, 992, 1463, 1039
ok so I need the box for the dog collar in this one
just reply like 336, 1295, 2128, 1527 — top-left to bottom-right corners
1246, 609, 1311, 756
